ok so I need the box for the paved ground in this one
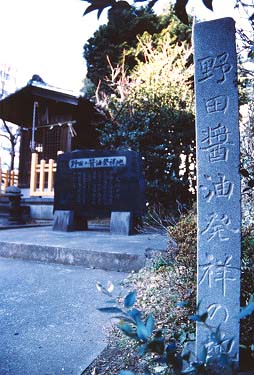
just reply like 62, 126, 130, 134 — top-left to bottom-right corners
0, 227, 252, 375
0, 257, 127, 375
0, 225, 168, 374
0, 225, 168, 272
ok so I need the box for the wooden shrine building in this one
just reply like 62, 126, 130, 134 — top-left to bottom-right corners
0, 76, 102, 187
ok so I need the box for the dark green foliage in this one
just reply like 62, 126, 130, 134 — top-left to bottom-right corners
94, 18, 195, 210
189, 312, 208, 324
83, 1, 195, 211
83, 0, 130, 19
240, 167, 254, 192
169, 207, 197, 270
98, 289, 155, 343
124, 291, 137, 309
174, 0, 189, 26
82, 0, 254, 99
83, 6, 171, 91
98, 102, 195, 210
81, 0, 213, 26
202, 0, 213, 11
240, 226, 254, 357
239, 294, 254, 319
241, 227, 254, 293
82, 0, 254, 82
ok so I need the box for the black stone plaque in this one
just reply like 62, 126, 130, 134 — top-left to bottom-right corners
54, 149, 146, 216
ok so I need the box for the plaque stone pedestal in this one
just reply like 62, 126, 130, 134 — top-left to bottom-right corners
53, 210, 136, 235
110, 211, 135, 235
53, 210, 88, 232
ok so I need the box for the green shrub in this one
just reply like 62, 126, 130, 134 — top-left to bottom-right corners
124, 265, 196, 345
95, 208, 253, 375
97, 285, 251, 375
126, 207, 253, 361
168, 207, 197, 270
240, 226, 254, 355
168, 208, 254, 359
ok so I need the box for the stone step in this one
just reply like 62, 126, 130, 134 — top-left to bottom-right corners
0, 215, 9, 226
0, 226, 168, 272
0, 195, 9, 203
0, 202, 9, 214
0, 211, 9, 217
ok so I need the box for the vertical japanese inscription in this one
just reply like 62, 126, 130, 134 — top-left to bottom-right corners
194, 18, 240, 363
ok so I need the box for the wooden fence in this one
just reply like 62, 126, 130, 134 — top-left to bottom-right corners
30, 152, 62, 197
0, 158, 19, 194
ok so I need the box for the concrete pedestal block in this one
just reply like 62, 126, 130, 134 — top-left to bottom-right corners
53, 210, 88, 232
110, 211, 135, 235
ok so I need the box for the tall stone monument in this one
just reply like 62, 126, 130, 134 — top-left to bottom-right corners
194, 18, 241, 363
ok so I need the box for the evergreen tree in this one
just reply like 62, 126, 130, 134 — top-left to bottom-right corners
95, 24, 195, 210
83, 6, 172, 91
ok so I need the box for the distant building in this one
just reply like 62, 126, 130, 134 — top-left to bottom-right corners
0, 76, 103, 187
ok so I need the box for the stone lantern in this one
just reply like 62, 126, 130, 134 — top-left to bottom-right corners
5, 186, 23, 224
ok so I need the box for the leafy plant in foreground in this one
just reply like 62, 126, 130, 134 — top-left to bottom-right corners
96, 282, 185, 374
96, 282, 254, 375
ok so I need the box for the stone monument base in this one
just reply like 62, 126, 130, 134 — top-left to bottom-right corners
53, 210, 137, 235
53, 211, 88, 232
110, 211, 135, 235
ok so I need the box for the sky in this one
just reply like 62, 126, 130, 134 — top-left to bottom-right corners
0, 0, 108, 93
0, 0, 246, 94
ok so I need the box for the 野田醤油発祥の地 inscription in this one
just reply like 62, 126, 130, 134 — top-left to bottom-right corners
197, 52, 232, 84
69, 156, 127, 169
194, 18, 241, 364
200, 123, 233, 162
199, 173, 234, 202
205, 95, 228, 113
